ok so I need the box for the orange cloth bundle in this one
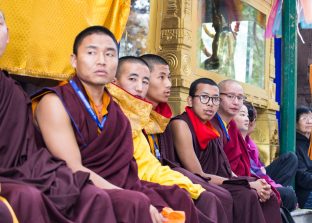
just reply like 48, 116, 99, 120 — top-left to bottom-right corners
161, 207, 185, 223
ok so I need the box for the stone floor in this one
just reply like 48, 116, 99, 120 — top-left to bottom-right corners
291, 209, 312, 223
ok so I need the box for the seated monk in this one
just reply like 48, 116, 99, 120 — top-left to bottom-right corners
207, 79, 282, 222
33, 26, 199, 223
165, 78, 282, 223
139, 54, 239, 222
0, 11, 118, 223
109, 55, 231, 223
241, 102, 297, 212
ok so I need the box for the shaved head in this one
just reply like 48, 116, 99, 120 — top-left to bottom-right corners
218, 79, 245, 123
218, 79, 241, 92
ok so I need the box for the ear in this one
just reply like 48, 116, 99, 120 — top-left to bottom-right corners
187, 96, 193, 107
70, 54, 77, 69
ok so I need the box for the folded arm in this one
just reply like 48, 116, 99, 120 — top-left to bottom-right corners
170, 119, 227, 185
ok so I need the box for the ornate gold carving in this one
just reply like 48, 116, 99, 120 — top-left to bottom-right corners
252, 128, 266, 143
270, 128, 279, 145
182, 54, 191, 76
160, 29, 192, 45
162, 52, 179, 70
251, 109, 279, 164
184, 0, 191, 16
167, 0, 178, 17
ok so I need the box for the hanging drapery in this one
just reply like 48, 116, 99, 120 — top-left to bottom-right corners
0, 0, 130, 80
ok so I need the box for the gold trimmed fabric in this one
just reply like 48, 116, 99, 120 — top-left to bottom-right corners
144, 110, 171, 135
0, 0, 130, 80
106, 83, 153, 137
0, 196, 19, 223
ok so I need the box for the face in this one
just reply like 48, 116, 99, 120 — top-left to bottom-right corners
116, 61, 150, 98
219, 82, 245, 118
146, 64, 171, 106
188, 83, 220, 123
296, 112, 312, 135
0, 12, 9, 57
71, 33, 118, 88
234, 105, 250, 134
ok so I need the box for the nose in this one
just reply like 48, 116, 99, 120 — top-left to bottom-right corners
232, 96, 240, 105
135, 82, 143, 93
206, 98, 214, 106
97, 53, 106, 64
165, 77, 172, 88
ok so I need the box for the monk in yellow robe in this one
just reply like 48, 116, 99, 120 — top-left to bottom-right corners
109, 55, 232, 223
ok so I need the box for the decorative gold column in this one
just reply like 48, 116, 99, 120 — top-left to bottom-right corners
155, 0, 193, 115
250, 109, 279, 165
249, 38, 280, 164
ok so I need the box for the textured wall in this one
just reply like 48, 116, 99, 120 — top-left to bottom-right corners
297, 28, 312, 107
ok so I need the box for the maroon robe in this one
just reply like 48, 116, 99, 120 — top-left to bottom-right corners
163, 112, 282, 223
0, 200, 13, 223
0, 71, 117, 223
36, 76, 199, 223
223, 120, 251, 176
151, 128, 233, 223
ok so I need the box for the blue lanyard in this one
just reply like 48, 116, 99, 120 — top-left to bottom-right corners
216, 113, 230, 141
70, 80, 107, 130
151, 134, 161, 160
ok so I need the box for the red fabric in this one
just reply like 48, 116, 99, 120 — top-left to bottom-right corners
154, 103, 172, 118
224, 120, 251, 176
185, 107, 220, 150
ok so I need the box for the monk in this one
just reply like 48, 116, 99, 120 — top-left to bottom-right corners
164, 77, 282, 223
211, 79, 282, 222
110, 55, 230, 223
34, 26, 199, 223
139, 54, 239, 222
241, 101, 298, 211
0, 11, 118, 223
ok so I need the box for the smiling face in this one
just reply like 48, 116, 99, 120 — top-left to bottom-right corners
146, 64, 171, 107
188, 83, 220, 123
116, 61, 150, 98
0, 11, 9, 57
71, 33, 118, 88
234, 104, 250, 136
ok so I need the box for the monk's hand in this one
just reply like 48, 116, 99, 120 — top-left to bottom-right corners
249, 179, 271, 202
258, 179, 271, 202
149, 205, 166, 223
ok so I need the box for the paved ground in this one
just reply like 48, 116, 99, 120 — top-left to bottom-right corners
291, 209, 312, 223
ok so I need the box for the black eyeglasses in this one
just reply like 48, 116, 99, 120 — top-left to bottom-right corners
193, 95, 220, 105
220, 93, 247, 102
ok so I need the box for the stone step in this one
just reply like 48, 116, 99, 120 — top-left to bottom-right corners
291, 209, 312, 223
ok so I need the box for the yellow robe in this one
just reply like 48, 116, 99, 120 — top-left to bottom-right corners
106, 84, 205, 199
